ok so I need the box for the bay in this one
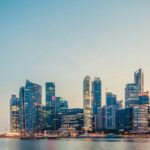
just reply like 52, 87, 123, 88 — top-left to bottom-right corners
0, 138, 150, 150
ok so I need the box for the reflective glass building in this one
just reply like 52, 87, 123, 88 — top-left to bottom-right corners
134, 68, 144, 93
125, 83, 139, 108
106, 92, 117, 130
92, 77, 102, 115
23, 80, 42, 134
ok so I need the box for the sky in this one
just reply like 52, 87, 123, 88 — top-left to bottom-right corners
0, 0, 150, 132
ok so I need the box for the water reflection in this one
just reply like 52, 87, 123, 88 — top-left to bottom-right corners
0, 138, 150, 150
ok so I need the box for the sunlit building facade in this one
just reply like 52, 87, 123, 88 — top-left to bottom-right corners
61, 108, 84, 131
132, 105, 148, 133
83, 76, 92, 131
10, 95, 20, 133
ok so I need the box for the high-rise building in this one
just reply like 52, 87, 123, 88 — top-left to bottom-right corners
10, 95, 20, 133
46, 96, 68, 131
92, 77, 102, 115
46, 82, 55, 104
125, 83, 139, 108
96, 106, 106, 131
61, 108, 84, 131
134, 69, 144, 93
116, 109, 125, 131
24, 80, 42, 134
83, 76, 92, 131
139, 91, 150, 105
19, 87, 25, 131
106, 92, 117, 130
116, 107, 133, 132
41, 105, 46, 132
45, 82, 55, 130
132, 105, 148, 133
124, 107, 133, 132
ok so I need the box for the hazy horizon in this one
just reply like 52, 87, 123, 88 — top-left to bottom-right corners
1, 0, 150, 132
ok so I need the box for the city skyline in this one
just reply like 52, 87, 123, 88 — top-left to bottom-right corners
1, 0, 150, 132
9, 69, 150, 134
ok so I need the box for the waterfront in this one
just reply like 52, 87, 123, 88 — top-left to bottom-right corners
0, 138, 150, 150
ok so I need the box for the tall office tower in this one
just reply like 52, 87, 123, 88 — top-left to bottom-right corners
96, 106, 106, 131
19, 87, 25, 131
125, 83, 139, 108
132, 105, 148, 133
139, 91, 150, 105
134, 68, 144, 93
83, 76, 92, 131
24, 80, 42, 134
47, 97, 68, 130
10, 95, 20, 133
116, 107, 133, 132
41, 105, 46, 132
92, 77, 102, 115
46, 82, 55, 104
106, 92, 117, 130
45, 82, 55, 130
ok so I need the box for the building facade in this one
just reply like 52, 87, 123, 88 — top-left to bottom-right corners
24, 80, 42, 134
61, 108, 84, 131
10, 95, 20, 133
45, 82, 56, 130
83, 76, 92, 131
132, 105, 148, 133
106, 92, 117, 130
134, 69, 144, 93
125, 83, 139, 108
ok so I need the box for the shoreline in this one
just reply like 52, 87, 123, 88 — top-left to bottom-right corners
1, 135, 150, 139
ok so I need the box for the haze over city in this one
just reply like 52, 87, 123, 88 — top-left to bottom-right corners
1, 0, 150, 132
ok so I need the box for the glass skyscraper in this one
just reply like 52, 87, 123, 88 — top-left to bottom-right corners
134, 68, 144, 93
92, 77, 102, 115
19, 87, 25, 132
106, 92, 117, 130
125, 83, 139, 108
23, 80, 42, 134
46, 82, 55, 104
83, 76, 92, 131
45, 82, 55, 130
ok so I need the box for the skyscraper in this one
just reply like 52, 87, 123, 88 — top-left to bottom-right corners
125, 83, 139, 108
19, 87, 25, 131
45, 82, 55, 130
24, 80, 42, 134
83, 76, 92, 131
92, 77, 102, 115
46, 82, 55, 104
10, 95, 20, 133
134, 68, 144, 93
106, 92, 117, 130
139, 91, 150, 105
132, 105, 148, 133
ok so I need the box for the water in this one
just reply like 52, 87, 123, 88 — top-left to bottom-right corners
0, 138, 150, 150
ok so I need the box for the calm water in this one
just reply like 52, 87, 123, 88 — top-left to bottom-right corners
0, 138, 150, 150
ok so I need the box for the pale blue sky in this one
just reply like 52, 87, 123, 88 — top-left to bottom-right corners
0, 0, 150, 131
